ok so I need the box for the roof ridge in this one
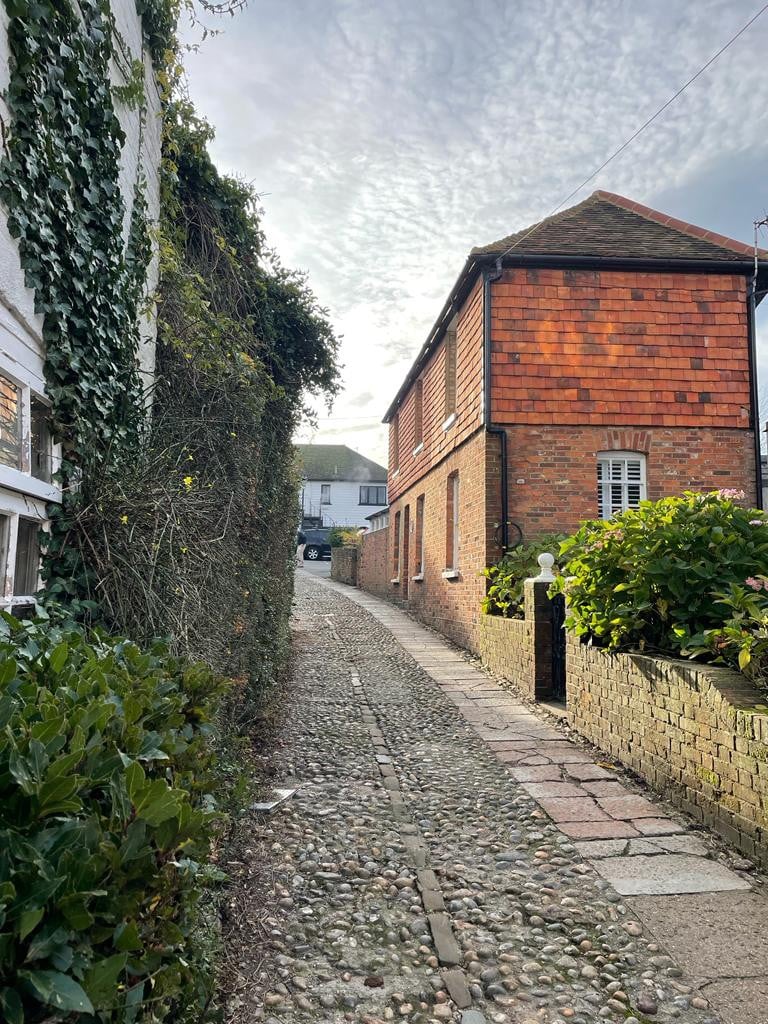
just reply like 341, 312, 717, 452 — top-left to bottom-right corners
592, 190, 768, 260
479, 193, 602, 254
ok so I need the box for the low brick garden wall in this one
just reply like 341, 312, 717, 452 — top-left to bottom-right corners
330, 545, 358, 586
567, 637, 768, 867
479, 614, 533, 692
358, 529, 390, 598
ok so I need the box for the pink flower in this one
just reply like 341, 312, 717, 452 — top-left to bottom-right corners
750, 519, 765, 526
745, 577, 768, 591
717, 488, 746, 500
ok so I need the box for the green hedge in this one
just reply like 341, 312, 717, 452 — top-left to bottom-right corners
554, 490, 768, 686
0, 612, 228, 1023
328, 527, 360, 548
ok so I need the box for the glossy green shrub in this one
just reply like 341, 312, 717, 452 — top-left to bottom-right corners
554, 490, 768, 657
0, 612, 228, 1023
482, 535, 566, 618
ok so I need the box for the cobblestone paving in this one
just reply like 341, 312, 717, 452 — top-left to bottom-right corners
223, 574, 760, 1024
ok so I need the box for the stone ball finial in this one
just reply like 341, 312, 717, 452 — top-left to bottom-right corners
535, 552, 556, 581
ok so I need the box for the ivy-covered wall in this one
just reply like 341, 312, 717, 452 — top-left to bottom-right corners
0, 0, 163, 611
0, 0, 161, 377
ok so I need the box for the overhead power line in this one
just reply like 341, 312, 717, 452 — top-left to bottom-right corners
498, 2, 768, 262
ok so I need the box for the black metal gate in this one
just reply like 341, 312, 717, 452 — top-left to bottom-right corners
550, 593, 567, 702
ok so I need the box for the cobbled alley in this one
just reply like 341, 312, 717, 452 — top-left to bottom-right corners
220, 572, 768, 1024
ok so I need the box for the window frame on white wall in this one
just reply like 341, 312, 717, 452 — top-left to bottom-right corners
597, 451, 646, 519
0, 363, 60, 505
0, 341, 61, 607
320, 483, 332, 504
0, 503, 46, 610
359, 484, 387, 506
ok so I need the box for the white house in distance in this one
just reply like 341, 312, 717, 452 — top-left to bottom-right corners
297, 444, 388, 528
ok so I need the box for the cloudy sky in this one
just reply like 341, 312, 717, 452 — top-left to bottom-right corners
183, 0, 768, 467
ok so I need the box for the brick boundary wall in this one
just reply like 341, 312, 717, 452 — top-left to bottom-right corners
478, 579, 556, 700
358, 529, 390, 599
330, 545, 358, 586
479, 615, 533, 695
567, 637, 768, 867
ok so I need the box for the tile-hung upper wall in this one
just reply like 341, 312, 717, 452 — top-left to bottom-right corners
487, 267, 756, 536
388, 278, 485, 504
0, 2, 162, 607
489, 268, 750, 428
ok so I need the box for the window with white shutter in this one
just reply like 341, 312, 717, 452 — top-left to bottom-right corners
597, 451, 646, 518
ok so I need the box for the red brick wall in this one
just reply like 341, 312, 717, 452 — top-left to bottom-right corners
358, 528, 390, 599
490, 267, 750, 428
381, 430, 491, 651
388, 278, 484, 503
503, 424, 756, 539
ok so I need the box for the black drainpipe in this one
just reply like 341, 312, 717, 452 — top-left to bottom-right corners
483, 259, 510, 551
747, 272, 763, 509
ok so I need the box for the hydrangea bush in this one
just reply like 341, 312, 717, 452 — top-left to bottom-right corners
554, 490, 768, 688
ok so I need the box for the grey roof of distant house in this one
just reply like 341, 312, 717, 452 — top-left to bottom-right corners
296, 444, 387, 482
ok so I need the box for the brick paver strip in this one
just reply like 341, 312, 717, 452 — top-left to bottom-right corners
598, 794, 664, 819
541, 818, 642, 840
564, 762, 616, 780
537, 796, 611, 821
634, 817, 687, 835
508, 764, 563, 782
521, 781, 586, 799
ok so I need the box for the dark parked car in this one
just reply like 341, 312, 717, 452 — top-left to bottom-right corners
303, 527, 332, 561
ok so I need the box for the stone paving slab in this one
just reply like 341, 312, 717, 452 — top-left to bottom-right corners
592, 853, 752, 895
627, 892, 768, 1024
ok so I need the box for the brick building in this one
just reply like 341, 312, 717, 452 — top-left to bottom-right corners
361, 191, 768, 650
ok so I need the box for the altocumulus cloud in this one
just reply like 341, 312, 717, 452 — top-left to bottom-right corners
184, 0, 768, 464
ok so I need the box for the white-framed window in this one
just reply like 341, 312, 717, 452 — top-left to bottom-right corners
0, 507, 45, 609
0, 352, 60, 608
444, 324, 457, 419
359, 485, 387, 505
320, 483, 331, 504
413, 378, 423, 450
597, 451, 646, 518
0, 366, 59, 503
